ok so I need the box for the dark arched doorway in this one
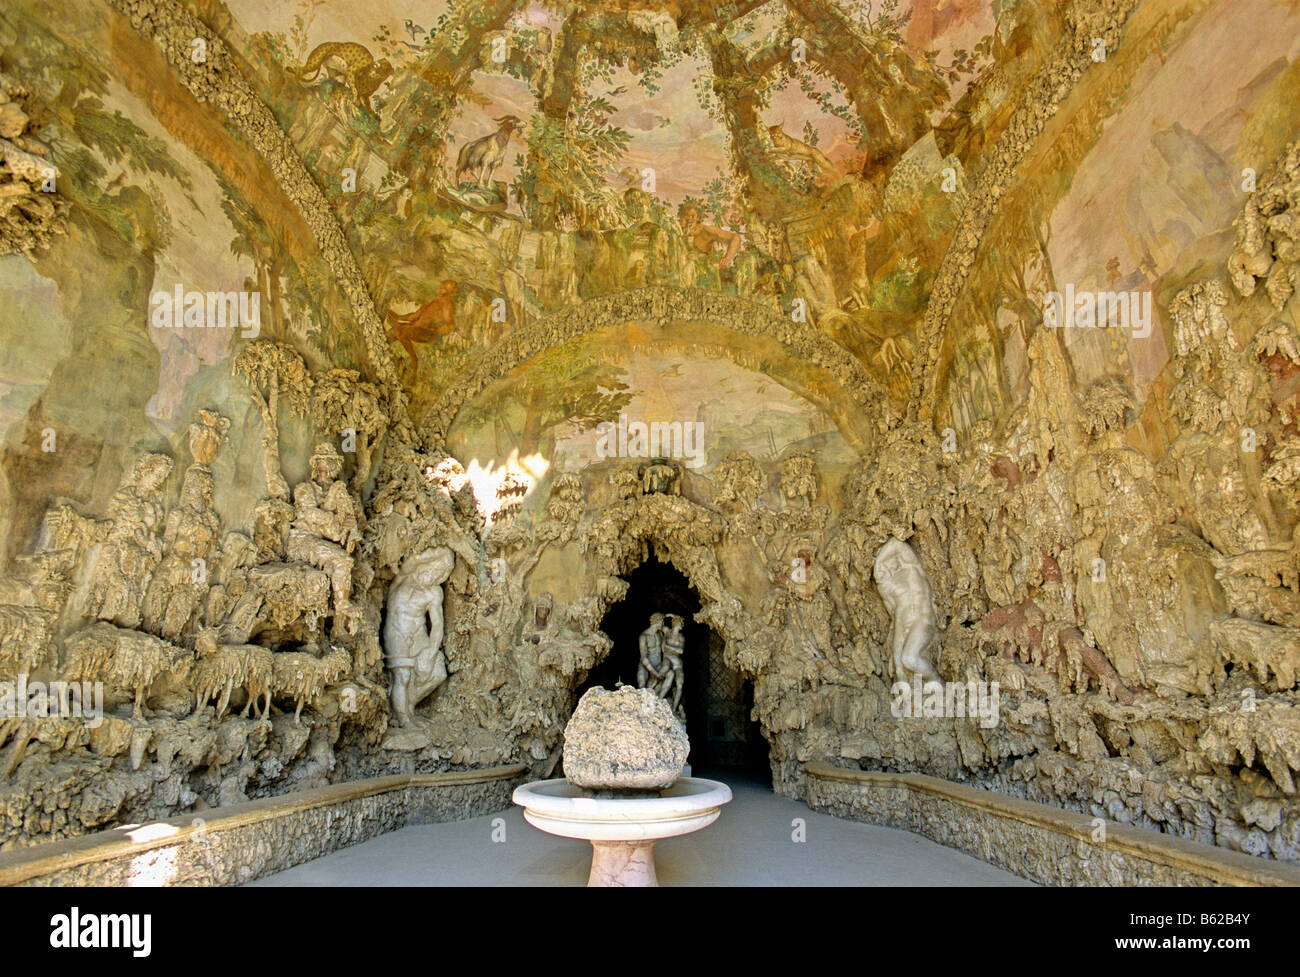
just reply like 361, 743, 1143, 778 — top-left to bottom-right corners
579, 555, 769, 782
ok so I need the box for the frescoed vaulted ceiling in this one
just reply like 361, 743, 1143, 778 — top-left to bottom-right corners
199, 0, 1010, 435
2, 0, 1299, 525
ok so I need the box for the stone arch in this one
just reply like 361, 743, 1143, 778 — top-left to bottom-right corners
570, 491, 787, 779
422, 286, 900, 448
577, 493, 767, 675
449, 318, 881, 455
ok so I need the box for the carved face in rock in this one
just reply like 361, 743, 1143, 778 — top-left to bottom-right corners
188, 410, 229, 465
872, 537, 930, 611
132, 453, 174, 494
310, 443, 345, 485
182, 467, 214, 509
534, 593, 553, 628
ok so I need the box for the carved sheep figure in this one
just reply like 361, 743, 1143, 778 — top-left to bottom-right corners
62, 622, 191, 720
193, 628, 274, 720
271, 645, 352, 725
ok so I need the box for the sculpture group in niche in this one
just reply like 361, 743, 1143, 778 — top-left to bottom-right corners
637, 613, 685, 721
636, 612, 666, 693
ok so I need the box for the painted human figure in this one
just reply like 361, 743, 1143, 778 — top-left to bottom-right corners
384, 547, 455, 726
661, 613, 686, 719
872, 537, 942, 690
637, 613, 668, 691
678, 202, 741, 269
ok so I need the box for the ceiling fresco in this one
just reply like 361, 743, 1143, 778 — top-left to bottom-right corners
191, 0, 1031, 434
3, 0, 1299, 511
930, 0, 1300, 430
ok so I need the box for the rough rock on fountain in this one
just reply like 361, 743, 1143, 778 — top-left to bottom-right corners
514, 683, 730, 885
563, 685, 688, 790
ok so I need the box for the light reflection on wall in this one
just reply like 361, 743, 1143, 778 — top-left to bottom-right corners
463, 450, 550, 524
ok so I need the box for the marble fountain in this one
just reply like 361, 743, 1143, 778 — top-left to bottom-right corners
512, 685, 732, 886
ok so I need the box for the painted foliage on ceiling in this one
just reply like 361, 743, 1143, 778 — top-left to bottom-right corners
3, 0, 1299, 501
202, 0, 1300, 448
204, 0, 1008, 437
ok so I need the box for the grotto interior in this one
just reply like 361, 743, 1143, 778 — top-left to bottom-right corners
1, 0, 1300, 888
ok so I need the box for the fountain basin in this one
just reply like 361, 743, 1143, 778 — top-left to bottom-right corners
512, 777, 731, 885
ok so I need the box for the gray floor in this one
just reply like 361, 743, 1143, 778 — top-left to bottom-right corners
250, 772, 1031, 886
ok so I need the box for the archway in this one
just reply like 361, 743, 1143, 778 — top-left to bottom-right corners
578, 553, 770, 782
425, 285, 900, 448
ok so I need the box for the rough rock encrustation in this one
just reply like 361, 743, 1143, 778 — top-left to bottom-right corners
562, 685, 689, 790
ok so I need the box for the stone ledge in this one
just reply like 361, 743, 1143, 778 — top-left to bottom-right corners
804, 762, 1300, 887
0, 764, 527, 887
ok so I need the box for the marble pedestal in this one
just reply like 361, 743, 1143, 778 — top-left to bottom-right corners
512, 777, 732, 886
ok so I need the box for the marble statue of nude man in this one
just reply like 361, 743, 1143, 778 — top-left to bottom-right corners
637, 613, 669, 691
384, 546, 456, 726
660, 613, 686, 719
872, 537, 943, 690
